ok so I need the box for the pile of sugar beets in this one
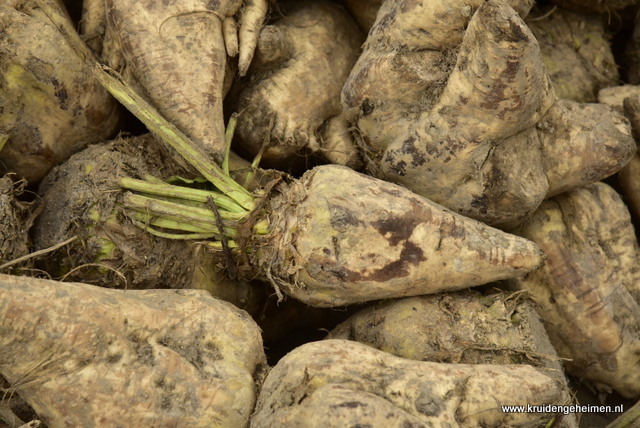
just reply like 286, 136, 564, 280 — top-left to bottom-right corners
5, 0, 640, 426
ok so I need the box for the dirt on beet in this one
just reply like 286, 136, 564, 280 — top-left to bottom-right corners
0, 175, 37, 271
31, 134, 204, 290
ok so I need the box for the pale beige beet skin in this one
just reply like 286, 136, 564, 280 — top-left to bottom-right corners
251, 340, 570, 428
247, 165, 544, 307
0, 0, 121, 183
105, 0, 232, 163
229, 0, 364, 167
342, 0, 634, 227
104, 0, 269, 164
328, 291, 565, 372
618, 93, 640, 225
349, 3, 620, 103
619, 152, 640, 225
0, 274, 267, 428
326, 293, 579, 428
510, 183, 640, 398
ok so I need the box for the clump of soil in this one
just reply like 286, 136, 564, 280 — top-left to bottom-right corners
0, 175, 36, 271
32, 134, 198, 289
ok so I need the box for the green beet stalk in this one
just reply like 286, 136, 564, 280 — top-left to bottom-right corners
120, 178, 247, 217
123, 193, 241, 233
92, 63, 270, 245
93, 65, 255, 212
43, 0, 260, 246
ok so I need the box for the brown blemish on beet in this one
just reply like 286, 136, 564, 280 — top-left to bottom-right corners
334, 401, 367, 409
397, 136, 426, 168
367, 184, 401, 198
342, 60, 375, 108
328, 238, 426, 283
371, 200, 431, 246
51, 78, 69, 110
327, 200, 438, 283
383, 153, 407, 176
376, 9, 396, 30
363, 241, 425, 282
330, 205, 364, 230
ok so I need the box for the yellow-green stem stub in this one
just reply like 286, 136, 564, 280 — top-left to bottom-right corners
123, 193, 239, 236
121, 177, 271, 246
121, 177, 247, 215
131, 212, 220, 234
206, 240, 239, 249
132, 220, 221, 240
222, 113, 238, 176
